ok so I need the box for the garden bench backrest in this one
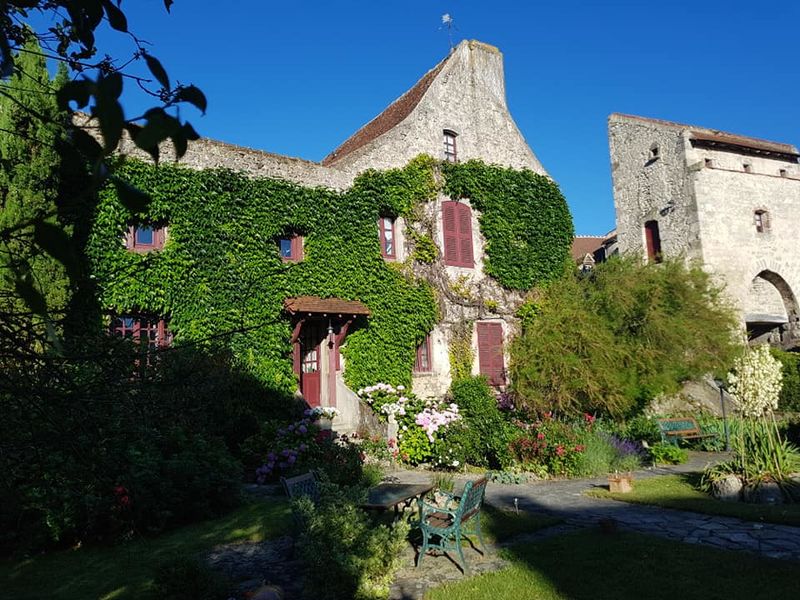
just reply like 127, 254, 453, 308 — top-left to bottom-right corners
280, 472, 319, 504
658, 417, 700, 434
458, 477, 488, 523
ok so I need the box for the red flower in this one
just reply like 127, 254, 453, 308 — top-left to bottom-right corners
574, 445, 585, 452
584, 413, 596, 424
555, 445, 565, 456
537, 432, 545, 440
113, 485, 128, 496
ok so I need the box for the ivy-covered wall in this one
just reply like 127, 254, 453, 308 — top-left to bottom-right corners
87, 156, 572, 396
443, 160, 574, 290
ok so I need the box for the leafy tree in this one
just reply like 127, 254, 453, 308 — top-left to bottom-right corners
510, 257, 743, 417
1, 1, 206, 323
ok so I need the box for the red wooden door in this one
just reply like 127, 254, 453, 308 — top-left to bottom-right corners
477, 322, 505, 386
299, 322, 324, 406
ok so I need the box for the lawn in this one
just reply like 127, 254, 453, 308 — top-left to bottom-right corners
586, 474, 800, 526
479, 505, 560, 544
0, 500, 291, 600
426, 530, 800, 600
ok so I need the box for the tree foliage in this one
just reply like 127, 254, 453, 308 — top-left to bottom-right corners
1, 1, 205, 323
510, 257, 743, 417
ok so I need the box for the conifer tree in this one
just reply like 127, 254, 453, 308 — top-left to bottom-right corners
0, 38, 70, 326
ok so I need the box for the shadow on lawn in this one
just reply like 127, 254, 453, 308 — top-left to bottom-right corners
420, 487, 800, 600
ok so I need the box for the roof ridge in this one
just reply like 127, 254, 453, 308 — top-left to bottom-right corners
321, 51, 454, 166
610, 113, 798, 154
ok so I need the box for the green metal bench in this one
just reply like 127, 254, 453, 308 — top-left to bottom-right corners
416, 476, 488, 574
656, 417, 716, 446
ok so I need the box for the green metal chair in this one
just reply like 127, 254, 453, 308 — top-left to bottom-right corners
416, 476, 488, 574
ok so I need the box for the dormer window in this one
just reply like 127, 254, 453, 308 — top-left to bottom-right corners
705, 158, 714, 168
279, 234, 303, 262
443, 129, 458, 163
780, 169, 788, 178
743, 163, 752, 173
649, 145, 660, 160
754, 209, 770, 234
126, 223, 165, 252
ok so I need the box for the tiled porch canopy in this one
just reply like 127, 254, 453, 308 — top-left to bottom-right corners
283, 296, 371, 318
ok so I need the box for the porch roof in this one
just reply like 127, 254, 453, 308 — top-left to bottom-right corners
283, 296, 371, 317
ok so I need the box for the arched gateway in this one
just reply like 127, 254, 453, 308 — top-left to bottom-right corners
744, 270, 799, 349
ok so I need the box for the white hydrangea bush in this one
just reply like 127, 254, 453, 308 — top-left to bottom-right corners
727, 344, 783, 418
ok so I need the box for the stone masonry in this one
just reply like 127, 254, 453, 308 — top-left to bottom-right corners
609, 113, 800, 349
110, 40, 551, 420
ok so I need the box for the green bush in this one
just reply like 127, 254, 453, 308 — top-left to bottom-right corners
510, 257, 742, 417
574, 433, 617, 477
295, 492, 409, 600
649, 442, 689, 465
153, 555, 230, 600
771, 349, 800, 412
446, 376, 515, 469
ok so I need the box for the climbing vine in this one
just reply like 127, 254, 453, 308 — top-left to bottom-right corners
442, 160, 574, 290
86, 155, 573, 397
87, 157, 439, 395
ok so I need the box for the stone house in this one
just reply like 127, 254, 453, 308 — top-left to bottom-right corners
608, 113, 800, 349
110, 40, 559, 430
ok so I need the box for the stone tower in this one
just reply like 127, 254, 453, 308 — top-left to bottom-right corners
608, 113, 800, 349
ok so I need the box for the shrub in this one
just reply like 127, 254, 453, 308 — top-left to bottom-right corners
649, 442, 689, 465
445, 377, 515, 469
508, 416, 585, 478
510, 257, 742, 417
771, 348, 800, 413
295, 493, 409, 600
153, 555, 231, 600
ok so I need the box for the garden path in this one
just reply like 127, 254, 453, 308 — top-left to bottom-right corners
388, 452, 800, 599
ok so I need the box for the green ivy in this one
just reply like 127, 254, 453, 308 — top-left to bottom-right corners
443, 160, 574, 290
87, 155, 573, 396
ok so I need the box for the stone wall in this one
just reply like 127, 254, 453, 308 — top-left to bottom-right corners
609, 113, 800, 347
324, 40, 548, 177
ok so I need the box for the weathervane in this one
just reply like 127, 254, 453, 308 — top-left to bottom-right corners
441, 13, 456, 52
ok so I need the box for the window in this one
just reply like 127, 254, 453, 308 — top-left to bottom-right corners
780, 169, 788, 178
279, 234, 303, 262
443, 129, 458, 163
649, 144, 660, 160
442, 201, 474, 268
414, 335, 433, 373
743, 163, 752, 173
126, 224, 165, 252
644, 220, 662, 263
754, 209, 770, 234
111, 314, 171, 350
378, 217, 396, 259
704, 158, 714, 168
477, 322, 505, 386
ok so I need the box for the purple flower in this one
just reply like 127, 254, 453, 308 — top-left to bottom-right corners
299, 443, 308, 452
298, 425, 308, 434
267, 452, 276, 461
288, 455, 297, 464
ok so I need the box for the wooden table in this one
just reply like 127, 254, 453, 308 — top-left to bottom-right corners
360, 483, 435, 519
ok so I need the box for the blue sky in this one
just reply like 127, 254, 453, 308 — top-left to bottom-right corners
84, 1, 800, 234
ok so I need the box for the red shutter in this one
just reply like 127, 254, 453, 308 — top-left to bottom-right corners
477, 322, 505, 386
457, 203, 474, 267
644, 221, 661, 263
291, 235, 304, 261
443, 202, 459, 265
